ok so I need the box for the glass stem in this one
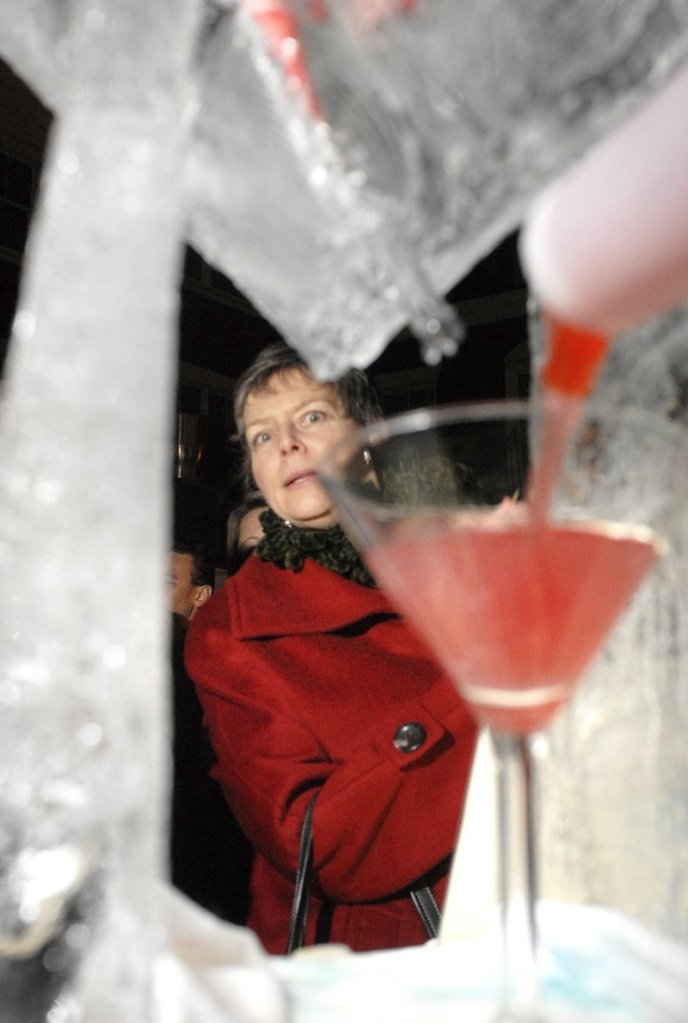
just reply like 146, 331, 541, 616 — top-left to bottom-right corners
490, 730, 543, 1021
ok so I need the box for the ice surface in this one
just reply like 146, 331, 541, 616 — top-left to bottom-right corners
0, 1, 213, 1020
6, 2, 688, 376
1, 0, 688, 1020
533, 306, 688, 943
184, 3, 464, 380
184, 0, 688, 376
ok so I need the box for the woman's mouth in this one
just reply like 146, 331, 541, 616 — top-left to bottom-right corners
285, 470, 316, 488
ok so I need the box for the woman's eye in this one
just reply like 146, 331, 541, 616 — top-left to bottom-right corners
251, 431, 271, 448
304, 410, 325, 424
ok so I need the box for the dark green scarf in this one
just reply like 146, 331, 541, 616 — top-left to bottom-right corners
253, 508, 376, 588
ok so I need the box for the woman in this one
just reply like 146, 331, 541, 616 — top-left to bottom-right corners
185, 343, 478, 954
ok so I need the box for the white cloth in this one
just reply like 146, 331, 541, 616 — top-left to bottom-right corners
160, 886, 688, 1023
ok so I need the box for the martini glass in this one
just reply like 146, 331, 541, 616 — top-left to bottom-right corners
317, 398, 687, 1020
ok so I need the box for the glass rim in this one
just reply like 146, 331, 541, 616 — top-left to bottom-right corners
318, 396, 688, 479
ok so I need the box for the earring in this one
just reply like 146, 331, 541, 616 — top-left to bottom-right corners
363, 449, 372, 465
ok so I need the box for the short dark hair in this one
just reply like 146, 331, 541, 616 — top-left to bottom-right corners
233, 342, 382, 491
172, 537, 215, 588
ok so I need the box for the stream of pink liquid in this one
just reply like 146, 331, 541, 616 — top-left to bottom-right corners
528, 313, 610, 519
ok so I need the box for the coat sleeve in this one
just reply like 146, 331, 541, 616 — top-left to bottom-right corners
185, 591, 478, 905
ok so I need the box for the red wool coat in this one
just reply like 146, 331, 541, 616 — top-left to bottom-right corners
185, 556, 477, 954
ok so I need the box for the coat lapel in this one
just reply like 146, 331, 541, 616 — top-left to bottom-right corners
228, 557, 396, 639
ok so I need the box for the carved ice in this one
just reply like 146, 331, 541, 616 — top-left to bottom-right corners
535, 305, 688, 944
1, 1, 688, 1020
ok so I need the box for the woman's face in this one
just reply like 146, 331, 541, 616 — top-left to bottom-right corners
243, 369, 357, 528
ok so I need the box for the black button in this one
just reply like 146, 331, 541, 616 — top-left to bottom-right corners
393, 722, 426, 753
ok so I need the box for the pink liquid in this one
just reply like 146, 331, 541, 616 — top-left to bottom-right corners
527, 390, 584, 521
528, 316, 610, 520
367, 515, 661, 735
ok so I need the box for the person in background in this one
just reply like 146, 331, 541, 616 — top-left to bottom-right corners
226, 492, 268, 574
185, 342, 478, 954
170, 537, 214, 622
169, 538, 253, 922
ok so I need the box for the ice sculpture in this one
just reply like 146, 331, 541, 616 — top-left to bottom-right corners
185, 0, 464, 378
527, 303, 688, 944
185, 0, 688, 376
2, 1, 688, 1020
519, 56, 688, 939
0, 2, 271, 1021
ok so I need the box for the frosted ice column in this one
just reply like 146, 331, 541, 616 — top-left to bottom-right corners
0, 0, 203, 1019
530, 303, 688, 945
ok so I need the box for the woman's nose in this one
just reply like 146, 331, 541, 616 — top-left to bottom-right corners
278, 425, 304, 453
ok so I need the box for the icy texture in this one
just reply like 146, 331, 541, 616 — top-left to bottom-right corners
322, 1, 688, 293
532, 308, 688, 944
184, 3, 463, 380
185, 0, 688, 376
1, 1, 688, 1021
193, 0, 688, 376
5, 2, 688, 377
0, 1, 207, 1021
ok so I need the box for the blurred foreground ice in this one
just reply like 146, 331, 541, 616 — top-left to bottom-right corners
6, 2, 688, 375
1, 1, 688, 1021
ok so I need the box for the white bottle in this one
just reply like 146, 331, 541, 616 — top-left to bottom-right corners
520, 61, 688, 336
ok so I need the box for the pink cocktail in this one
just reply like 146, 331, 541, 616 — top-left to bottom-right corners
368, 514, 661, 736
318, 399, 684, 1020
